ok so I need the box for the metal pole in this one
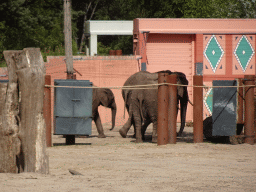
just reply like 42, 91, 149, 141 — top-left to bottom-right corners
237, 78, 244, 124
244, 75, 255, 144
237, 78, 244, 135
193, 75, 203, 143
157, 72, 169, 145
64, 0, 73, 74
65, 73, 76, 145
168, 74, 177, 144
44, 75, 52, 147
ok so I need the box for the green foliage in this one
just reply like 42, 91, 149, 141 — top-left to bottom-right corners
97, 42, 111, 56
0, 0, 81, 65
0, 0, 255, 66
182, 0, 256, 18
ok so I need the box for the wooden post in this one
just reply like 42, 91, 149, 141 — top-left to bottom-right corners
244, 75, 255, 144
44, 75, 52, 147
64, 0, 73, 74
1, 48, 49, 174
193, 75, 203, 143
157, 72, 169, 145
168, 74, 177, 144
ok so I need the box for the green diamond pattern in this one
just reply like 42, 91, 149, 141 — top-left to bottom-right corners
204, 35, 224, 73
204, 88, 213, 115
234, 35, 255, 72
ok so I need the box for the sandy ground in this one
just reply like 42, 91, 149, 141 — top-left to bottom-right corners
0, 124, 256, 192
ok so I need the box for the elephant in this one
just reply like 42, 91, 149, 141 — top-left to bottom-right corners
92, 88, 117, 138
203, 116, 244, 144
119, 70, 189, 143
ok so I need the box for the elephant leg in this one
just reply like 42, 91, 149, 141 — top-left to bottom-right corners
134, 119, 143, 143
119, 116, 132, 138
93, 110, 106, 138
119, 107, 135, 138
152, 121, 158, 143
133, 110, 143, 143
177, 100, 188, 137
141, 119, 151, 140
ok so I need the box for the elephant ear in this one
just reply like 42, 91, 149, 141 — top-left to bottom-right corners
100, 88, 115, 107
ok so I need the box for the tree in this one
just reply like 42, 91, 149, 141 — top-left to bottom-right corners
182, 0, 256, 18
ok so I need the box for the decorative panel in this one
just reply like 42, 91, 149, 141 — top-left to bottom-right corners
203, 81, 213, 119
203, 35, 226, 75
232, 35, 255, 75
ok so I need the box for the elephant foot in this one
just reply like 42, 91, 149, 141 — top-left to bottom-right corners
135, 138, 143, 143
119, 129, 127, 138
152, 136, 157, 143
98, 134, 106, 138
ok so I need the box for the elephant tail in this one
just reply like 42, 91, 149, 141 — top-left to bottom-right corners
138, 93, 145, 123
188, 99, 193, 106
123, 92, 127, 119
109, 102, 117, 131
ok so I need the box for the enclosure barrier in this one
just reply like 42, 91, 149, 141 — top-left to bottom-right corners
43, 75, 256, 145
168, 74, 177, 144
157, 72, 169, 145
244, 75, 255, 145
193, 75, 203, 143
44, 75, 52, 147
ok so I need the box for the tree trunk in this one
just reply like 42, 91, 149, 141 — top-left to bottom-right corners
0, 51, 21, 173
1, 48, 49, 174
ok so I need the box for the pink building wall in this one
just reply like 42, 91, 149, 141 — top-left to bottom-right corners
45, 56, 139, 127
133, 18, 256, 120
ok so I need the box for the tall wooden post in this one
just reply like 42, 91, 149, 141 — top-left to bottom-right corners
193, 75, 203, 143
44, 75, 52, 147
64, 0, 76, 144
157, 72, 169, 145
244, 75, 255, 144
168, 74, 177, 144
64, 0, 73, 75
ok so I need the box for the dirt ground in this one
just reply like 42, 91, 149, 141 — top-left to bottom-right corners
0, 124, 256, 192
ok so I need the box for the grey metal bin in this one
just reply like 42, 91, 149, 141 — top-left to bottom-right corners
54, 79, 93, 135
212, 80, 237, 136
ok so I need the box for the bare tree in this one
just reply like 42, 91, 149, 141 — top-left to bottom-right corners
79, 1, 99, 53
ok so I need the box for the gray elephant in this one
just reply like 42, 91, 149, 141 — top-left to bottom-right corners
119, 70, 189, 143
92, 88, 117, 138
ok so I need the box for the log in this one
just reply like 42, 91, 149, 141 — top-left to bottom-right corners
1, 48, 49, 174
0, 51, 21, 173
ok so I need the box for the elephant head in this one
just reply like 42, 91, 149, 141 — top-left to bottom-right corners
92, 88, 117, 138
172, 71, 189, 136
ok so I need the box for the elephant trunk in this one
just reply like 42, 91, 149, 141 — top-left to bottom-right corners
110, 101, 117, 130
178, 94, 188, 136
